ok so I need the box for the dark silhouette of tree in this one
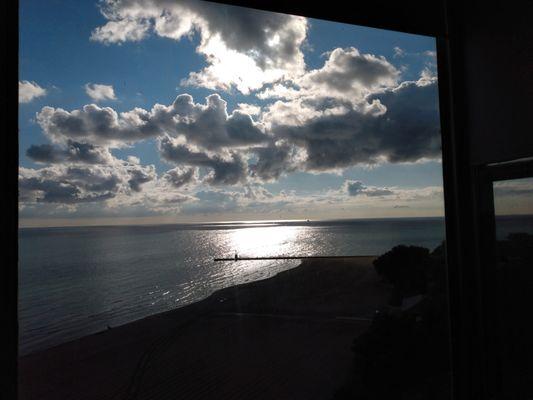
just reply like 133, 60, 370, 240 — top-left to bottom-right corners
335, 243, 451, 400
373, 245, 432, 302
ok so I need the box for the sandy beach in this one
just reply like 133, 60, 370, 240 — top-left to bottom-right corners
19, 256, 389, 400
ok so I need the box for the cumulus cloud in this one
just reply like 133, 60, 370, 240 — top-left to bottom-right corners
91, 0, 307, 93
124, 160, 157, 192
158, 135, 248, 185
299, 47, 399, 98
163, 166, 198, 188
36, 93, 267, 149
344, 180, 394, 197
19, 165, 122, 204
235, 103, 261, 116
28, 76, 441, 207
26, 141, 115, 165
258, 47, 399, 105
264, 76, 441, 171
85, 83, 117, 102
90, 18, 150, 44
22, 9, 444, 221
19, 158, 156, 205
19, 81, 47, 103
249, 142, 304, 181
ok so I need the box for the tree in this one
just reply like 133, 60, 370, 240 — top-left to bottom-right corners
373, 245, 431, 299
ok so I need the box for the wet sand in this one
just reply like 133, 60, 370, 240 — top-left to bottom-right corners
19, 256, 389, 400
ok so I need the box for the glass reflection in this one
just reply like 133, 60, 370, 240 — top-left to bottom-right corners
492, 177, 533, 399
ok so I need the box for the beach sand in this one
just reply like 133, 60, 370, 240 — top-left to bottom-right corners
19, 256, 389, 400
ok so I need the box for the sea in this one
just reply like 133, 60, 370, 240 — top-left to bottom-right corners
18, 215, 533, 355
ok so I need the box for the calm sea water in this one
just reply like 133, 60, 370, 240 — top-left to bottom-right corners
18, 216, 532, 355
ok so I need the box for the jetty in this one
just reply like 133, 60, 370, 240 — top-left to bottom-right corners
214, 255, 374, 261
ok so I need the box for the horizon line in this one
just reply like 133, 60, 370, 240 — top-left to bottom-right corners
18, 213, 464, 229
18, 212, 533, 229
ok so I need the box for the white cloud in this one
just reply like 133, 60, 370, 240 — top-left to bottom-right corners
37, 93, 267, 149
259, 47, 400, 104
84, 83, 117, 102
235, 103, 261, 116
91, 0, 308, 94
91, 18, 151, 44
19, 81, 47, 103
21, 9, 445, 221
393, 46, 405, 58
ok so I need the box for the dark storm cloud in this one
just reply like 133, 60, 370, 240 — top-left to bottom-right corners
37, 94, 267, 149
26, 141, 114, 164
158, 136, 248, 185
272, 79, 441, 170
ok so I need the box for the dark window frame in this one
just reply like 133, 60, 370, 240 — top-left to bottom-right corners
8, 1, 512, 400
474, 158, 533, 398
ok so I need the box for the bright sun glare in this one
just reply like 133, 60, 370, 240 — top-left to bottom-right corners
229, 226, 300, 257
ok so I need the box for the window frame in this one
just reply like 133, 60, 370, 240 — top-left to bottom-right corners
7, 1, 497, 400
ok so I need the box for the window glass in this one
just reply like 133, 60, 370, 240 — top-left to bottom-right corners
18, 1, 450, 398
492, 177, 533, 398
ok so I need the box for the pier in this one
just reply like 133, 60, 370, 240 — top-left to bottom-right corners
213, 255, 375, 261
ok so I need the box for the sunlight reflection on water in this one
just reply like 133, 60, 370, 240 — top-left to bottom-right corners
229, 225, 302, 258
18, 219, 448, 354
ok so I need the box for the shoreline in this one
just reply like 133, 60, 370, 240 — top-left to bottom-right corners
19, 256, 389, 400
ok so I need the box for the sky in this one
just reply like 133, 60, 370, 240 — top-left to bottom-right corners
18, 0, 452, 227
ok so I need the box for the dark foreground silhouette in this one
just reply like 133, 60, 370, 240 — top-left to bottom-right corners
334, 233, 533, 399
19, 256, 389, 400
334, 244, 451, 400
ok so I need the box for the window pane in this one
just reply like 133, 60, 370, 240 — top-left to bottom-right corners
18, 1, 451, 399
492, 177, 533, 398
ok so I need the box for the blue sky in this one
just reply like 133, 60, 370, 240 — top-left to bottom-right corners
19, 0, 449, 226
